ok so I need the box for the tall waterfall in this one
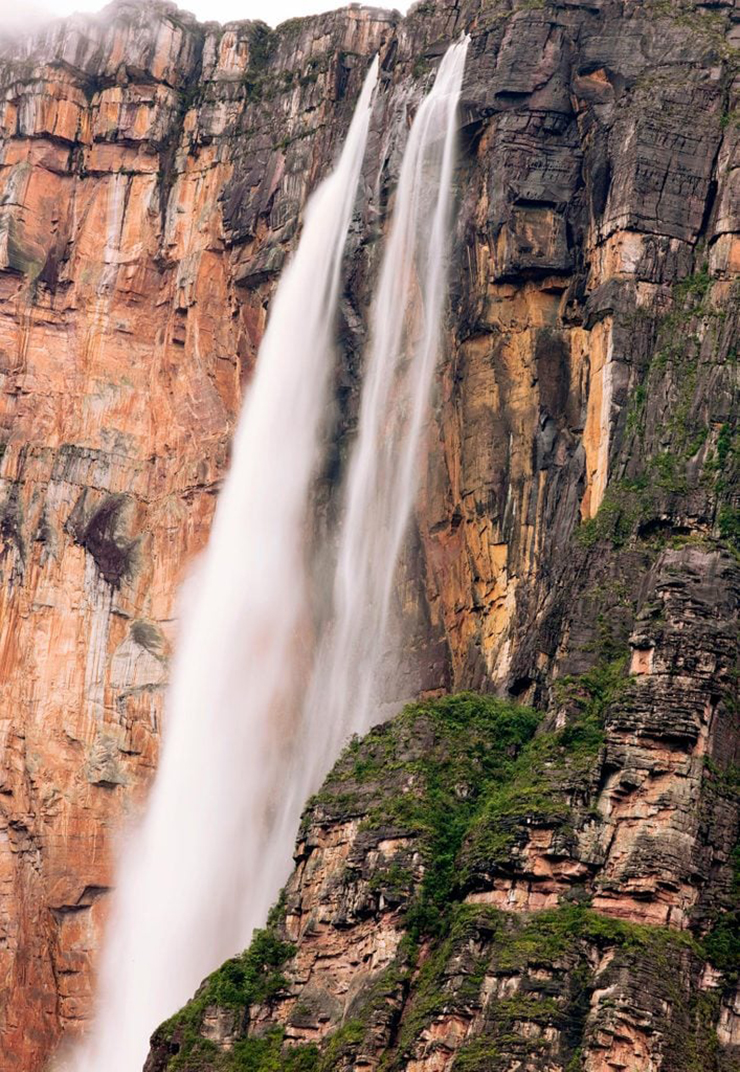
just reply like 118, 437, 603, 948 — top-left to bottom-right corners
67, 59, 378, 1072
282, 35, 469, 842
65, 35, 469, 1072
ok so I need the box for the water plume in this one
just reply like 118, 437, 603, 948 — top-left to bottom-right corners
64, 34, 470, 1071
65, 57, 378, 1072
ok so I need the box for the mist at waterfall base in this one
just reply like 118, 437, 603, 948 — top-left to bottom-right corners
65, 38, 468, 1072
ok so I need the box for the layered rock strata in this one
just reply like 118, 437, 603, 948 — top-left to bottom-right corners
0, 0, 738, 1067
147, 693, 740, 1072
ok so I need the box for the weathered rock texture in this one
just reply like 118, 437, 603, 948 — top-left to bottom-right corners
0, 0, 738, 1068
147, 692, 740, 1072
0, 6, 393, 1068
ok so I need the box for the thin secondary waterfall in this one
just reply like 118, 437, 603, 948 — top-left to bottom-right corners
66, 59, 378, 1072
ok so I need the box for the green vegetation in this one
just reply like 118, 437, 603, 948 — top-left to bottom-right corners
718, 505, 740, 555
200, 930, 295, 1009
706, 418, 740, 556
451, 1038, 502, 1071
651, 267, 711, 376
673, 265, 712, 306
155, 926, 296, 1068
388, 901, 700, 1070
368, 862, 414, 899
714, 422, 734, 471
303, 693, 551, 941
646, 0, 735, 59
156, 693, 557, 1069
663, 992, 724, 1072
242, 24, 276, 102
411, 55, 432, 80
463, 661, 627, 880
556, 657, 627, 748
579, 266, 739, 557
580, 580, 636, 662
155, 688, 626, 1070
701, 845, 740, 980
228, 1031, 319, 1072
152, 678, 738, 1072
576, 478, 653, 549
366, 695, 541, 939
645, 269, 714, 489
625, 382, 647, 434
306, 684, 624, 941
485, 901, 698, 966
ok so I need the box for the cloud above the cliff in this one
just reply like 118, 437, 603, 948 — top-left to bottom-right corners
0, 0, 404, 35
0, 3, 55, 35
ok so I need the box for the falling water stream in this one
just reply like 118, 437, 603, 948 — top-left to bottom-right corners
68, 59, 378, 1072
66, 36, 468, 1072
282, 35, 469, 851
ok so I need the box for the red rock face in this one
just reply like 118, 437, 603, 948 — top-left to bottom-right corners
0, 4, 393, 1066
1, 0, 739, 1068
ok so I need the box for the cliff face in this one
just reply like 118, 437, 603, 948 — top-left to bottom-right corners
147, 693, 740, 1072
0, 6, 392, 1067
0, 0, 738, 1069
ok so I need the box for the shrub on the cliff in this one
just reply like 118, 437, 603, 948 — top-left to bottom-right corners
389, 902, 700, 1072
229, 1029, 318, 1071
205, 929, 296, 1009
352, 693, 542, 939
461, 662, 627, 886
155, 926, 296, 1067
702, 844, 740, 980
307, 684, 625, 940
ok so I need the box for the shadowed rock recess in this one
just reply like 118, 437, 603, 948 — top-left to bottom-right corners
0, 0, 738, 1068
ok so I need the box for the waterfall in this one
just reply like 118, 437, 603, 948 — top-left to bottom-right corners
64, 34, 469, 1072
66, 58, 378, 1072
287, 36, 470, 818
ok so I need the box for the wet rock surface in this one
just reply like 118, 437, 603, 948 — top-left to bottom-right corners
0, 0, 738, 1067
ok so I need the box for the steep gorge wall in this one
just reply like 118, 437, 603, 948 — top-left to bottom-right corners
0, 0, 738, 1068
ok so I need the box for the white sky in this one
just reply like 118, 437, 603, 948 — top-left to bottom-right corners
0, 0, 402, 35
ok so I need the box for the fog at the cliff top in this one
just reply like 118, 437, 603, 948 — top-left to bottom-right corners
0, 0, 406, 35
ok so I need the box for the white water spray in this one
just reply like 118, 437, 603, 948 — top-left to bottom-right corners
66, 59, 378, 1072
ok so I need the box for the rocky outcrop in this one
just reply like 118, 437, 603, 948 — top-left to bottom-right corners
146, 693, 739, 1072
0, 0, 738, 1068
